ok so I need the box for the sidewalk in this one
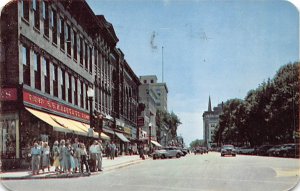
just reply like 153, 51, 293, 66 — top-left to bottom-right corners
0, 155, 144, 180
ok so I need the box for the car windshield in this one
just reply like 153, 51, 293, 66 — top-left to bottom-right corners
222, 145, 234, 149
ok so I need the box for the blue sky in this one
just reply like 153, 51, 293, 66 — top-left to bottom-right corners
86, 0, 299, 145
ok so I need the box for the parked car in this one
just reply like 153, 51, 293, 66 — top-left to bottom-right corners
266, 145, 282, 156
163, 147, 184, 158
151, 149, 169, 160
282, 144, 300, 158
275, 144, 296, 157
180, 148, 189, 156
194, 147, 204, 155
256, 145, 274, 156
238, 146, 255, 155
221, 145, 236, 157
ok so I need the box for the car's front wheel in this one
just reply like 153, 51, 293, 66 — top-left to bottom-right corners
176, 153, 181, 158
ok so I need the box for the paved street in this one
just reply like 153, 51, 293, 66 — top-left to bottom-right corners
1, 152, 300, 191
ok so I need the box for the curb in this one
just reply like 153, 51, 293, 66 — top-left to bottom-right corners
0, 159, 144, 180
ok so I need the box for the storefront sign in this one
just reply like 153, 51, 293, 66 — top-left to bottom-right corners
137, 117, 144, 126
124, 127, 131, 135
23, 90, 89, 121
0, 88, 17, 101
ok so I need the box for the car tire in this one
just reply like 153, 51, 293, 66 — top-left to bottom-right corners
221, 154, 224, 157
176, 153, 181, 158
161, 154, 166, 159
232, 154, 236, 157
153, 155, 157, 160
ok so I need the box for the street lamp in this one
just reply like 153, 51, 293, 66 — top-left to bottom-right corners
87, 87, 94, 135
164, 133, 167, 146
149, 122, 152, 151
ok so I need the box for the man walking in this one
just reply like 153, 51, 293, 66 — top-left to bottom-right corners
96, 140, 103, 171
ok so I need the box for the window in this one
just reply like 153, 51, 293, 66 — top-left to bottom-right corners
73, 31, 77, 60
51, 9, 57, 45
84, 43, 88, 71
143, 80, 147, 84
42, 57, 50, 94
85, 84, 89, 110
32, 0, 40, 30
61, 69, 66, 101
80, 81, 84, 108
42, 1, 49, 37
22, 45, 30, 85
52, 64, 58, 97
59, 18, 65, 51
74, 78, 78, 106
79, 38, 83, 66
22, 0, 29, 21
67, 74, 72, 103
34, 52, 41, 90
66, 24, 71, 55
89, 47, 92, 73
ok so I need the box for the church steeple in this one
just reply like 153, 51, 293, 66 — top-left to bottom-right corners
208, 96, 212, 112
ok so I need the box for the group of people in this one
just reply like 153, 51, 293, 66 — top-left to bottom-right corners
30, 138, 105, 175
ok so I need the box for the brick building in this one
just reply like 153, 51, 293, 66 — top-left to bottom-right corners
0, 0, 139, 168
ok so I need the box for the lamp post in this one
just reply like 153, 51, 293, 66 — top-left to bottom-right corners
149, 122, 152, 151
87, 87, 94, 137
164, 133, 167, 146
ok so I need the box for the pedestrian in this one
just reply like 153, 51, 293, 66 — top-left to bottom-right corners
89, 140, 98, 172
66, 142, 75, 174
31, 142, 41, 175
59, 139, 69, 173
79, 143, 90, 174
105, 144, 111, 159
109, 141, 116, 160
52, 140, 60, 172
97, 140, 103, 171
41, 142, 51, 172
72, 138, 80, 173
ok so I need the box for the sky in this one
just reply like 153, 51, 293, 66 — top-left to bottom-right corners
85, 0, 299, 146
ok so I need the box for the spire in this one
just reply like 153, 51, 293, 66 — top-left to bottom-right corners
208, 96, 212, 112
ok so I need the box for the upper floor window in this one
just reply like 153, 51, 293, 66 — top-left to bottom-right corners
34, 52, 41, 90
60, 69, 66, 101
66, 24, 71, 56
21, 0, 29, 21
42, 1, 49, 37
22, 45, 30, 86
79, 38, 83, 66
32, 0, 40, 30
67, 73, 72, 103
73, 30, 77, 61
89, 47, 92, 73
51, 9, 57, 45
59, 17, 65, 51
42, 57, 50, 94
52, 64, 58, 97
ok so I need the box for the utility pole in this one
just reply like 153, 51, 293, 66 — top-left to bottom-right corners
162, 46, 164, 83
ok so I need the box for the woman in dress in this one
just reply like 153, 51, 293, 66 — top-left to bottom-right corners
52, 140, 60, 172
31, 142, 41, 175
41, 142, 51, 172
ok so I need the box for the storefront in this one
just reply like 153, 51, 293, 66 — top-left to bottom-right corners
0, 88, 109, 170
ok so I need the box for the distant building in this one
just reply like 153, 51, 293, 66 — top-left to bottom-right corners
138, 75, 169, 146
203, 96, 223, 148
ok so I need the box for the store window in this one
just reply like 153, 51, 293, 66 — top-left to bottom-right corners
22, 45, 30, 86
0, 119, 17, 159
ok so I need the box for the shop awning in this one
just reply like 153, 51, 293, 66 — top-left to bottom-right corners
49, 114, 87, 136
151, 140, 162, 147
115, 132, 130, 142
103, 128, 114, 135
93, 132, 110, 140
25, 107, 69, 133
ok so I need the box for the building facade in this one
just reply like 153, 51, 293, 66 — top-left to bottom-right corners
0, 0, 139, 168
203, 96, 223, 148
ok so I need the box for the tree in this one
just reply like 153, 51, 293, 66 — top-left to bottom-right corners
190, 139, 205, 148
